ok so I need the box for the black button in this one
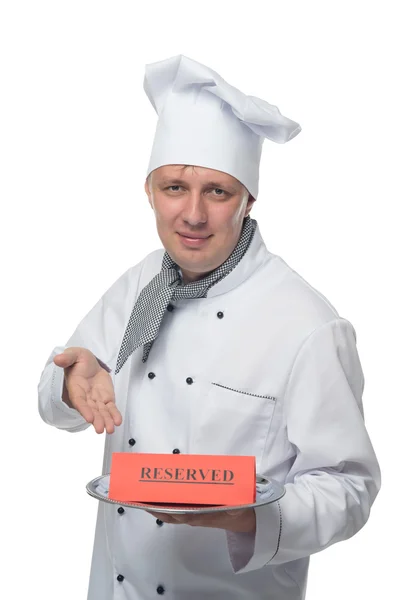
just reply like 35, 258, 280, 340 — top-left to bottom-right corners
217, 311, 224, 319
157, 585, 165, 595
117, 574, 124, 582
167, 304, 174, 312
156, 518, 163, 526
117, 507, 125, 515
172, 448, 180, 454
186, 377, 193, 385
128, 438, 136, 447
148, 372, 156, 379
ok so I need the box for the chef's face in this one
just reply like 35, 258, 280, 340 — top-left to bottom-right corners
145, 164, 256, 283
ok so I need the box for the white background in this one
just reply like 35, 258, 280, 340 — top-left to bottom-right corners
0, 1, 398, 597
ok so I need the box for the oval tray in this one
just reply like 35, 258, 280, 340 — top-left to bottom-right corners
86, 474, 285, 514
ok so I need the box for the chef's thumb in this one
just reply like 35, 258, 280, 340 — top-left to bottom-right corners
54, 349, 79, 368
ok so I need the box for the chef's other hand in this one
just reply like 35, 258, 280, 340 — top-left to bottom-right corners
53, 347, 122, 434
146, 507, 256, 533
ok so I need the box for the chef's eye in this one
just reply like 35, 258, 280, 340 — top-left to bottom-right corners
167, 185, 182, 192
212, 188, 227, 196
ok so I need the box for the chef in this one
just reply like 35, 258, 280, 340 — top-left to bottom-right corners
38, 54, 381, 599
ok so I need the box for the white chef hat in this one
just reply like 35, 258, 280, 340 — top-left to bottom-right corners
144, 54, 301, 199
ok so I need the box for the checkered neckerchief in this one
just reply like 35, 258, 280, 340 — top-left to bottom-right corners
115, 216, 257, 374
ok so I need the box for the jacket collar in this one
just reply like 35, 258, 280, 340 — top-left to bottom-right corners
206, 223, 272, 298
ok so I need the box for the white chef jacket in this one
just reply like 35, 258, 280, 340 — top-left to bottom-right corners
38, 223, 380, 599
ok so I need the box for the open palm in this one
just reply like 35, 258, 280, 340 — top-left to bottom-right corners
54, 347, 122, 434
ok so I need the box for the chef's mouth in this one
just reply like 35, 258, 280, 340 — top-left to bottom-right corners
178, 233, 212, 239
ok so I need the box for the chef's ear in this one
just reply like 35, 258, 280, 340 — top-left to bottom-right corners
244, 192, 256, 217
144, 176, 153, 209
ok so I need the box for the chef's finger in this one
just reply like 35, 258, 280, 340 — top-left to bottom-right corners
225, 509, 246, 517
180, 515, 212, 527
145, 511, 182, 524
95, 388, 122, 426
91, 408, 106, 434
96, 402, 116, 434
171, 514, 191, 523
162, 515, 185, 524
106, 402, 123, 426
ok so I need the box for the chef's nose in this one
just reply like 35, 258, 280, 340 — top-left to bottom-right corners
181, 191, 208, 227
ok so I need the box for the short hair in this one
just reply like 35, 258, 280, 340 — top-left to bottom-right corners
147, 164, 193, 186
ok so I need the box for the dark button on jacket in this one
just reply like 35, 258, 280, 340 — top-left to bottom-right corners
117, 507, 125, 515
186, 377, 193, 385
117, 574, 124, 582
157, 585, 165, 595
148, 372, 156, 379
172, 448, 180, 454
156, 519, 163, 526
128, 438, 136, 447
217, 311, 224, 319
167, 304, 174, 312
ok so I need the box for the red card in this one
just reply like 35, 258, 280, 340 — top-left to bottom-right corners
108, 453, 256, 506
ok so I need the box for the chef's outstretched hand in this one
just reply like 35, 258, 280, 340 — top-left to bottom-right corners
145, 507, 256, 533
53, 347, 122, 434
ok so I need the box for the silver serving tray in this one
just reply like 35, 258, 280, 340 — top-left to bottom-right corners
86, 474, 285, 514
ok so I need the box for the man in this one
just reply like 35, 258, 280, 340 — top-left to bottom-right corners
38, 55, 380, 599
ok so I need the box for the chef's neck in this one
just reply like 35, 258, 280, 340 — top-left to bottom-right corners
179, 267, 213, 285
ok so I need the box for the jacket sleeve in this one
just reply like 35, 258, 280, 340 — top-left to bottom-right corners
38, 263, 142, 432
227, 317, 381, 572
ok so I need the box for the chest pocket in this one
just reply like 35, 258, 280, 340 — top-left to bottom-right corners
190, 381, 277, 470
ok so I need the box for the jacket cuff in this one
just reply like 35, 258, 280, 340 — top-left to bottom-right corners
49, 362, 88, 430
227, 501, 282, 573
